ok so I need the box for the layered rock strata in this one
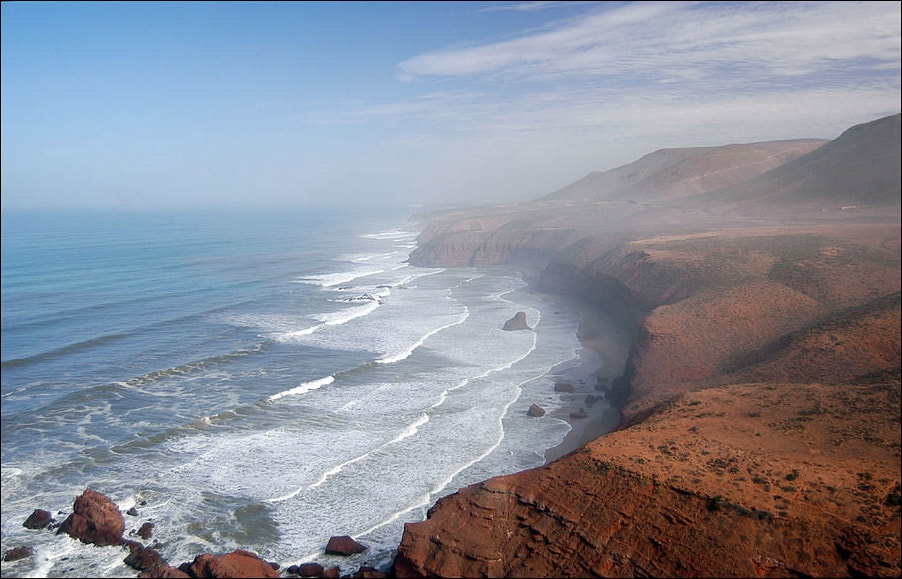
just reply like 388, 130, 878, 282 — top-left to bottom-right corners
394, 115, 901, 577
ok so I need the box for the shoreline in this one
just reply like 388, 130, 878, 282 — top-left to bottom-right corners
530, 285, 636, 462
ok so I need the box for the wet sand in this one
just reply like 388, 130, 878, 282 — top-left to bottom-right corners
535, 288, 636, 462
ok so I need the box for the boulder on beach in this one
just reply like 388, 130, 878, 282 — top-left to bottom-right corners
352, 566, 387, 578
124, 544, 165, 572
137, 563, 191, 578
3, 546, 34, 562
325, 535, 367, 556
23, 508, 53, 530
181, 549, 279, 578
569, 408, 588, 419
137, 521, 154, 540
502, 311, 531, 331
527, 404, 546, 417
57, 488, 125, 547
554, 382, 575, 392
296, 562, 325, 577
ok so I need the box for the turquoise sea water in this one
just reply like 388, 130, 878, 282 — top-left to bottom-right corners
1, 206, 599, 576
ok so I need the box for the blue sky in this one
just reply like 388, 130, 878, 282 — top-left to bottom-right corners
2, 1, 900, 211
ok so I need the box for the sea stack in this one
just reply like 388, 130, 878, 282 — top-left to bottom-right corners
502, 311, 531, 331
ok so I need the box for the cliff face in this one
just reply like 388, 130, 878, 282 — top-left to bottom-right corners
394, 115, 902, 578
395, 379, 901, 578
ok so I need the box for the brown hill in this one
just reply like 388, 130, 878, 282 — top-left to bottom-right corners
540, 139, 826, 205
396, 114, 901, 577
685, 113, 902, 216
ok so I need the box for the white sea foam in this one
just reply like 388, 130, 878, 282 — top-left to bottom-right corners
375, 310, 469, 364
351, 251, 399, 263
268, 409, 433, 504
388, 413, 429, 444
268, 375, 335, 401
394, 267, 444, 287
359, 229, 416, 240
6, 258, 598, 576
297, 268, 389, 288
275, 299, 384, 342
316, 300, 381, 326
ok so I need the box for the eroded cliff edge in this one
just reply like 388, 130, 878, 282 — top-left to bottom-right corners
395, 115, 902, 577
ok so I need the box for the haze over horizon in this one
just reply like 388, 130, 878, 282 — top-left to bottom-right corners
2, 1, 900, 212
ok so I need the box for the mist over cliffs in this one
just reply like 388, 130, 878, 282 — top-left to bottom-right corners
410, 113, 900, 270
396, 113, 901, 578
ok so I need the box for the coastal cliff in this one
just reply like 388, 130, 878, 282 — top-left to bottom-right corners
395, 114, 902, 577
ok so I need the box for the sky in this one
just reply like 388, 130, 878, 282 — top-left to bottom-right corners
1, 1, 900, 212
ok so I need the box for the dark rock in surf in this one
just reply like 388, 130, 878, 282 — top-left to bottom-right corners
297, 561, 325, 576
569, 408, 588, 419
353, 566, 387, 578
502, 311, 531, 331
125, 544, 165, 571
127, 506, 139, 516
181, 549, 280, 578
527, 404, 546, 417
554, 382, 575, 392
3, 546, 34, 562
23, 508, 53, 530
138, 563, 191, 578
325, 535, 367, 555
57, 488, 125, 547
137, 522, 155, 540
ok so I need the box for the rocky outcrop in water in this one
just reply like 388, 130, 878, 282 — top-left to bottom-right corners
501, 311, 530, 331
57, 488, 125, 547
136, 521, 155, 540
325, 535, 367, 555
22, 508, 53, 530
3, 546, 34, 562
124, 543, 165, 572
180, 549, 280, 578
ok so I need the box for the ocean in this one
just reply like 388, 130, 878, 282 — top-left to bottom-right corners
0, 206, 603, 577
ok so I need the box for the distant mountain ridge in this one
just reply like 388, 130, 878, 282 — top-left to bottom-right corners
685, 113, 902, 213
536, 113, 900, 213
410, 113, 902, 269
539, 138, 827, 205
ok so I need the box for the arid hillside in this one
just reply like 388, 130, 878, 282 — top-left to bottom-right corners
396, 114, 901, 577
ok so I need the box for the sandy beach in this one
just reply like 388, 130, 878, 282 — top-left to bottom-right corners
535, 287, 637, 462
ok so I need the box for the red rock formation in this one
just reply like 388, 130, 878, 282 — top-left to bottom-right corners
22, 509, 52, 530
325, 535, 367, 555
57, 488, 125, 547
138, 564, 191, 578
3, 546, 34, 562
296, 561, 325, 576
125, 544, 165, 572
395, 431, 899, 578
181, 549, 279, 578
137, 521, 155, 540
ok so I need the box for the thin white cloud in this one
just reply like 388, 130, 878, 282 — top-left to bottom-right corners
477, 1, 595, 13
281, 1, 900, 206
399, 1, 900, 85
